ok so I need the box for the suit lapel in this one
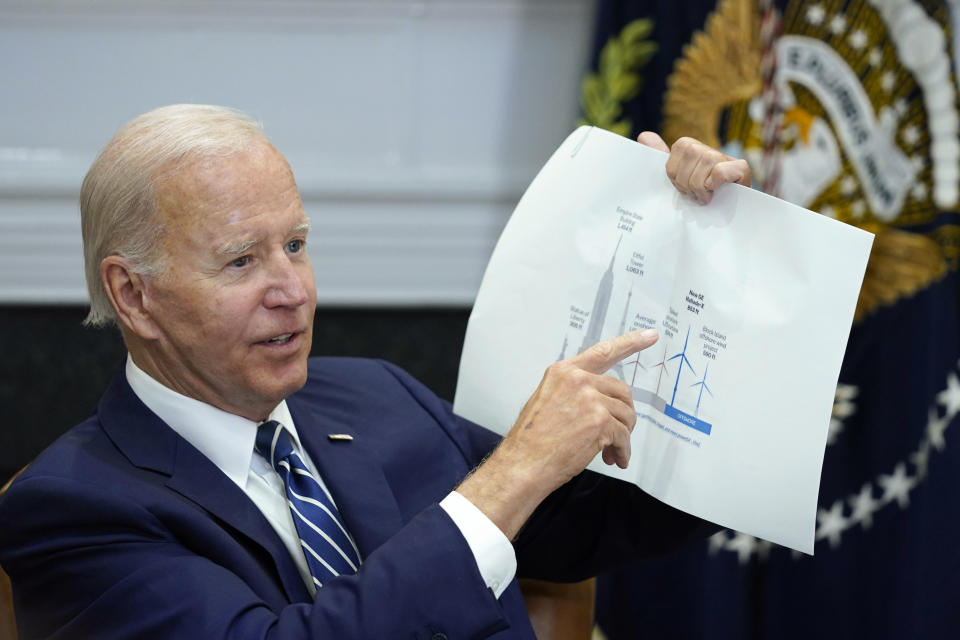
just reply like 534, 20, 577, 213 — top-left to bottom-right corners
98, 371, 311, 604
288, 396, 404, 558
163, 441, 311, 603
97, 365, 407, 597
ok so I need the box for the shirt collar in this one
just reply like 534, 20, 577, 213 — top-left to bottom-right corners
124, 355, 304, 490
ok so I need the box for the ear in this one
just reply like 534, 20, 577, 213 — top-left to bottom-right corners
100, 256, 162, 340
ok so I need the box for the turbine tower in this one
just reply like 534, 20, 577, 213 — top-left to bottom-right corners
668, 326, 697, 407
690, 363, 713, 416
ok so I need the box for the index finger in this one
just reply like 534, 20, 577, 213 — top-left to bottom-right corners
572, 329, 659, 374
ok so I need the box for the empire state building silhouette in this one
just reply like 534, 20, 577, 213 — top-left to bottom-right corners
579, 235, 622, 354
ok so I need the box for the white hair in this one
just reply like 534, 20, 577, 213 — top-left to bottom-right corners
80, 104, 267, 327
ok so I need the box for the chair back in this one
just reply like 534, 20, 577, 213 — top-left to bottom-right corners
0, 565, 14, 640
0, 466, 27, 640
520, 577, 596, 640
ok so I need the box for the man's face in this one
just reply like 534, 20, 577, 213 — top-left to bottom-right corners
138, 141, 317, 420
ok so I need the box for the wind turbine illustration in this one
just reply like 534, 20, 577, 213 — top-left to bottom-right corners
668, 326, 697, 407
651, 342, 670, 395
622, 351, 647, 388
689, 363, 713, 416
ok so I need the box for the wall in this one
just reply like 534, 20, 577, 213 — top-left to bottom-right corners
0, 0, 597, 482
0, 0, 595, 305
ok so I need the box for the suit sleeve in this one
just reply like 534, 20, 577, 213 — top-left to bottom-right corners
0, 357, 708, 638
0, 357, 523, 640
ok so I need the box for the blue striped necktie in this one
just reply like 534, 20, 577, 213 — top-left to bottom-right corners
256, 420, 361, 589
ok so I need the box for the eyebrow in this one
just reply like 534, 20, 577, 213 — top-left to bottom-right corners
216, 218, 311, 257
217, 238, 257, 257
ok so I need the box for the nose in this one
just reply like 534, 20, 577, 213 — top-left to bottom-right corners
263, 253, 309, 308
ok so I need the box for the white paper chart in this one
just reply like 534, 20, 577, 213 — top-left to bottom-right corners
454, 127, 874, 553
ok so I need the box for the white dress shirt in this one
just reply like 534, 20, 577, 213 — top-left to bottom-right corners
124, 355, 515, 598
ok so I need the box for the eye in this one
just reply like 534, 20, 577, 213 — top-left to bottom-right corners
230, 255, 250, 268
286, 239, 305, 253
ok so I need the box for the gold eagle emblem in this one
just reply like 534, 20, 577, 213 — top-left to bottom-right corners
662, 0, 955, 323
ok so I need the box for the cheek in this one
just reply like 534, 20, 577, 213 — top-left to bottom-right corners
210, 291, 261, 335
297, 262, 318, 305
171, 285, 257, 347
146, 282, 200, 331
305, 273, 318, 306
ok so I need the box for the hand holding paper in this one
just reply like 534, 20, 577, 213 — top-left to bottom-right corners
455, 127, 874, 553
637, 131, 751, 203
455, 133, 751, 542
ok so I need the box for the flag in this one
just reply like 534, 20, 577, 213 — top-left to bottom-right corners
583, 1, 960, 637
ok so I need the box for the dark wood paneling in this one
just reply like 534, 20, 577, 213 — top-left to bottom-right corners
0, 306, 470, 484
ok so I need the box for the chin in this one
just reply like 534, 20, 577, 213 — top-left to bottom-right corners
248, 365, 307, 407
278, 360, 310, 396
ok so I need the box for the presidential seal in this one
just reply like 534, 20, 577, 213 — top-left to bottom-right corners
662, 0, 959, 323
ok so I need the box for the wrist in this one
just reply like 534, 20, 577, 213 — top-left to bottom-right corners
456, 444, 552, 540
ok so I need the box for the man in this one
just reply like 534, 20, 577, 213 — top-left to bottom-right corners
0, 105, 749, 639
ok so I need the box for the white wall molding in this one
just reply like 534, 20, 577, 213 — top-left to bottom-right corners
0, 0, 596, 306
0, 1, 590, 26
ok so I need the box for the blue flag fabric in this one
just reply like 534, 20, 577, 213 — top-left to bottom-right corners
583, 1, 960, 638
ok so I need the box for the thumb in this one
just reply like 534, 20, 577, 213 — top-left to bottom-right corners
636, 131, 669, 153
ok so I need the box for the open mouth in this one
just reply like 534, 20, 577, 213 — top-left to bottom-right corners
260, 331, 300, 347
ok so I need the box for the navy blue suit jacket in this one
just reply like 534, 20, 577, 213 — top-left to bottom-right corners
0, 357, 706, 639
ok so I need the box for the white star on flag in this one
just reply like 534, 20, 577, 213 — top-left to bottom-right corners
878, 462, 916, 509
754, 539, 773, 561
727, 532, 759, 564
827, 417, 844, 445
816, 500, 849, 548
708, 531, 729, 554
936, 372, 960, 418
836, 384, 858, 402
926, 408, 949, 451
848, 483, 880, 529
868, 47, 883, 67
910, 443, 931, 479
